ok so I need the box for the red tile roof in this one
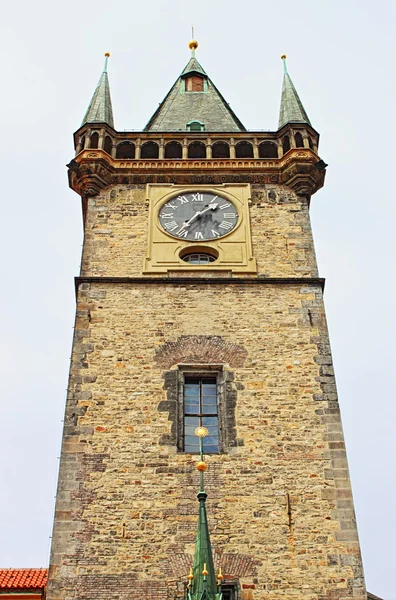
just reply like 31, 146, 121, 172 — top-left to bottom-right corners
0, 569, 48, 589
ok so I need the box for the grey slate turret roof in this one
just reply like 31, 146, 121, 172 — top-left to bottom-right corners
278, 57, 311, 129
144, 52, 245, 132
82, 55, 114, 128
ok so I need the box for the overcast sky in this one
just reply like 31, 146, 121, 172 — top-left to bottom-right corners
1, 1, 395, 598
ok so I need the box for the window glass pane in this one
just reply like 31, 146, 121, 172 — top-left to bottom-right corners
204, 443, 219, 453
185, 416, 200, 426
202, 416, 218, 426
185, 377, 200, 385
202, 405, 217, 415
184, 375, 219, 453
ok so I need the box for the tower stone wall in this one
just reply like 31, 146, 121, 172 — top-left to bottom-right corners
48, 184, 365, 600
80, 185, 318, 279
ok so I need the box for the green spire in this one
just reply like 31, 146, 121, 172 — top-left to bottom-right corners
278, 55, 311, 129
82, 53, 114, 128
187, 429, 222, 600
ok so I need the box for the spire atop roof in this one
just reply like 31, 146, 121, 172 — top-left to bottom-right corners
82, 53, 114, 128
186, 427, 222, 600
278, 54, 311, 130
144, 42, 245, 132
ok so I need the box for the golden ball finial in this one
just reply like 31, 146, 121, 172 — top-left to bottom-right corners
197, 461, 207, 472
202, 564, 209, 576
104, 52, 110, 57
281, 54, 287, 60
189, 39, 198, 51
195, 426, 208, 438
188, 568, 194, 581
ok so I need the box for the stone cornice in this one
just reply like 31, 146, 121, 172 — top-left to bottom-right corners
67, 148, 325, 199
75, 276, 325, 297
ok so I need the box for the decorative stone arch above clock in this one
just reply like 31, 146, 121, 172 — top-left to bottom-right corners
143, 183, 257, 274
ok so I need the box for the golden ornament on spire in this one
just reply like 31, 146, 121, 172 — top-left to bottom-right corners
104, 52, 110, 57
281, 54, 287, 60
202, 563, 209, 576
188, 567, 194, 581
195, 426, 208, 438
189, 39, 198, 50
197, 460, 207, 472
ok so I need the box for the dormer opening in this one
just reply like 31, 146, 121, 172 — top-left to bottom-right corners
187, 120, 205, 132
185, 74, 204, 92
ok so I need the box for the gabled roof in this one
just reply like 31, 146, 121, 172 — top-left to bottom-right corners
278, 56, 311, 129
145, 50, 245, 132
0, 569, 48, 589
82, 54, 114, 128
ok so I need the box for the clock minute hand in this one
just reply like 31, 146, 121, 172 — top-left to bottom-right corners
178, 203, 218, 233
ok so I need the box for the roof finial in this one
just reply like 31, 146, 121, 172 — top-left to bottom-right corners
281, 54, 288, 74
104, 52, 110, 73
189, 28, 198, 58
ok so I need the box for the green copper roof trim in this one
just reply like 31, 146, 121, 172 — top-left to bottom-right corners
278, 57, 311, 130
82, 55, 114, 128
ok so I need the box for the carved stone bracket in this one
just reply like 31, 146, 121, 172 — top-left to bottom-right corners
68, 148, 325, 199
67, 159, 113, 197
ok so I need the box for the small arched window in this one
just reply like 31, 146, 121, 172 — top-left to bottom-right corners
308, 137, 314, 150
116, 141, 135, 159
185, 75, 204, 92
282, 136, 291, 154
90, 132, 99, 149
187, 120, 205, 132
79, 136, 86, 151
141, 141, 159, 159
295, 132, 304, 148
188, 141, 206, 159
235, 141, 254, 158
258, 141, 278, 159
104, 136, 112, 155
165, 141, 182, 159
212, 142, 230, 159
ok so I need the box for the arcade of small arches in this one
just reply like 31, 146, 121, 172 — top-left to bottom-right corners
77, 130, 317, 160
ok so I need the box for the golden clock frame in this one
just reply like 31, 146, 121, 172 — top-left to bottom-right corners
143, 184, 257, 274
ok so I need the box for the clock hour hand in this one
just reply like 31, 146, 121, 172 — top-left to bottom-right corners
178, 203, 218, 233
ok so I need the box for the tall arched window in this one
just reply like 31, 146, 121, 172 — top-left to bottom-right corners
235, 141, 253, 158
116, 141, 135, 159
258, 141, 278, 159
188, 141, 206, 159
90, 132, 99, 149
141, 141, 159, 159
79, 136, 86, 151
282, 136, 291, 154
212, 142, 230, 159
308, 137, 314, 150
295, 132, 304, 148
104, 136, 112, 155
165, 141, 182, 159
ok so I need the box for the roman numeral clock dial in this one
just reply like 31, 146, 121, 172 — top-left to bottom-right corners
158, 192, 239, 240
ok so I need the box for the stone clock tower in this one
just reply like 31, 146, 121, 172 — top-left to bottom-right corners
47, 44, 367, 600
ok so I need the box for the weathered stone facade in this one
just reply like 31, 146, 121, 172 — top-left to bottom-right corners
47, 180, 366, 599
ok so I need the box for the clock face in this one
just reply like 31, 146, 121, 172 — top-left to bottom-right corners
158, 192, 239, 241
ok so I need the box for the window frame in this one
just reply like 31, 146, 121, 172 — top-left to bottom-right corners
177, 365, 226, 454
221, 583, 239, 600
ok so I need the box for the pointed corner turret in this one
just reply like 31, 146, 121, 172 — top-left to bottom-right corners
82, 53, 114, 129
278, 55, 311, 130
144, 40, 245, 132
